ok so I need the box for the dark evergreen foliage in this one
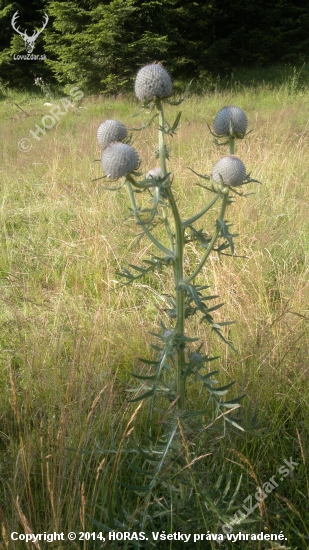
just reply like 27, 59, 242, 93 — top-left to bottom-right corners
0, 0, 51, 87
0, 0, 308, 92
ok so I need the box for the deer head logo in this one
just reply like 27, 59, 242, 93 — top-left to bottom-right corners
11, 11, 49, 54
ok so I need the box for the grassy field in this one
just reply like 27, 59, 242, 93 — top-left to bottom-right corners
0, 73, 309, 549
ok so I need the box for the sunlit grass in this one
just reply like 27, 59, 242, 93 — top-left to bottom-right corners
0, 76, 308, 548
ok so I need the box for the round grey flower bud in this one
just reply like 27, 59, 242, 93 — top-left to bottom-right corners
191, 352, 203, 364
146, 167, 162, 180
213, 106, 248, 136
97, 119, 127, 149
211, 156, 246, 187
134, 63, 173, 102
102, 143, 139, 180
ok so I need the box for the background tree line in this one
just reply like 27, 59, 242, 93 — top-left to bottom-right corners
0, 0, 308, 93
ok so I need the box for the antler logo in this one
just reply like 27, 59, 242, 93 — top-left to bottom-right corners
11, 11, 49, 54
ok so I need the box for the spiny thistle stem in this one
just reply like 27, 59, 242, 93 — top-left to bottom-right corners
155, 98, 186, 408
229, 135, 235, 154
184, 188, 230, 284
164, 187, 186, 408
183, 193, 220, 227
125, 175, 173, 256
155, 99, 168, 177
155, 99, 175, 252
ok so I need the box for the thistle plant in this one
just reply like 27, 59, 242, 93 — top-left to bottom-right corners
210, 105, 249, 154
97, 119, 128, 149
102, 143, 139, 180
134, 63, 173, 101
211, 156, 247, 187
94, 63, 260, 542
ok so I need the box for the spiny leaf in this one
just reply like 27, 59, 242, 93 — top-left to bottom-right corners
137, 358, 158, 365
216, 219, 238, 255
116, 255, 174, 285
132, 373, 158, 381
211, 380, 235, 395
129, 389, 155, 403
159, 111, 182, 136
224, 417, 245, 431
220, 402, 242, 409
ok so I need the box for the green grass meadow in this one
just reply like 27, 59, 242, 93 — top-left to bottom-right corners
0, 73, 309, 548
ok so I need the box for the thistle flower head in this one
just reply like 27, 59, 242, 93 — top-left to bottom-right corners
134, 63, 173, 102
163, 329, 173, 340
211, 155, 246, 187
191, 352, 203, 364
146, 167, 162, 180
213, 106, 248, 137
97, 119, 128, 149
102, 143, 139, 180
